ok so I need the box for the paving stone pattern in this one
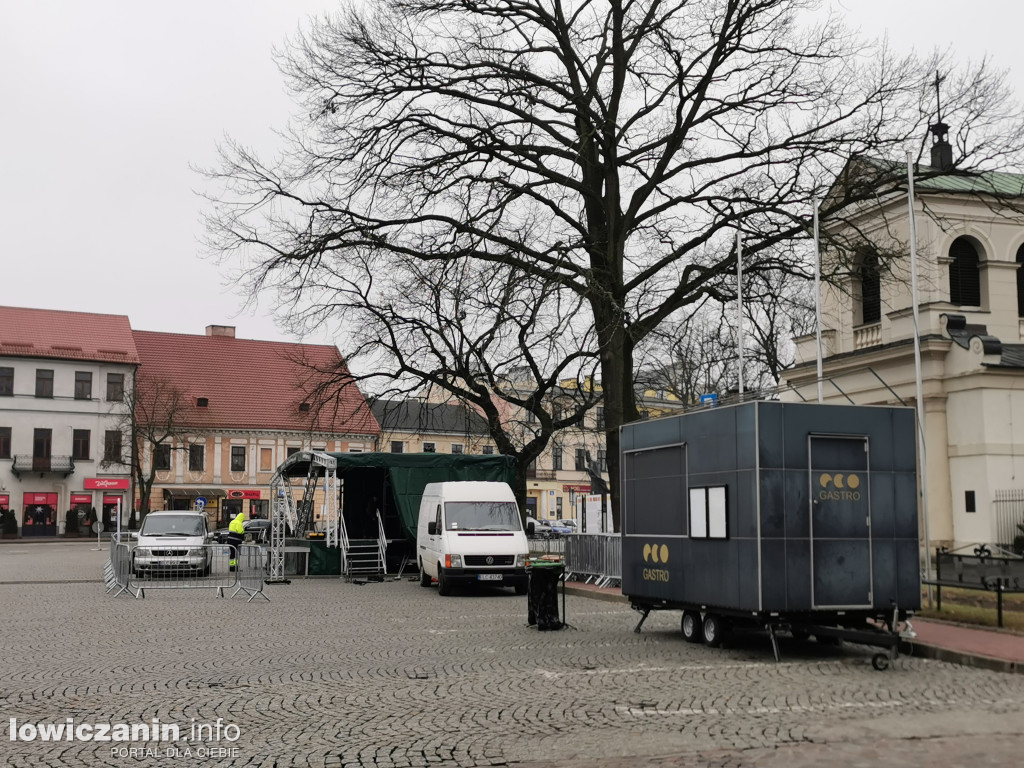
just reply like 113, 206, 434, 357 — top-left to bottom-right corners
1, 542, 1023, 767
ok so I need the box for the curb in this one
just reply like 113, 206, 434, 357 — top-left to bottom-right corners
563, 584, 627, 604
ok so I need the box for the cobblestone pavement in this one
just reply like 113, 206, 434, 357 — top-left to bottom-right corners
2, 542, 1023, 767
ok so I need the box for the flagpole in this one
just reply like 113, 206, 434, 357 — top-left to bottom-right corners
906, 150, 932, 586
813, 199, 823, 403
736, 230, 744, 398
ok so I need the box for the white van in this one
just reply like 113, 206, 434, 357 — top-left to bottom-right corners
416, 481, 529, 596
131, 510, 211, 576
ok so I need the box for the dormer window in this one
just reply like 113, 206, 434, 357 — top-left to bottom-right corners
299, 402, 311, 412
196, 397, 209, 408
949, 237, 981, 307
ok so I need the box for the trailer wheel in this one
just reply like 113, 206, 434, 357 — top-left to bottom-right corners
791, 628, 811, 642
871, 652, 890, 671
702, 614, 725, 648
681, 611, 703, 643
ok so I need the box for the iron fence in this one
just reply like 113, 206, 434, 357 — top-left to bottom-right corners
994, 489, 1024, 552
564, 533, 621, 587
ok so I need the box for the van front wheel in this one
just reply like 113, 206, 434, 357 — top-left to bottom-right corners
437, 566, 452, 596
419, 560, 431, 587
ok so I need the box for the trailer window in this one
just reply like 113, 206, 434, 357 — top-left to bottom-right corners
689, 486, 727, 539
444, 501, 521, 532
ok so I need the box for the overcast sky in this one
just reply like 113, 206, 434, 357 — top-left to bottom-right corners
2, 0, 1021, 346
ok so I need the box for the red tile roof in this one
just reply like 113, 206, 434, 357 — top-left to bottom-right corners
132, 330, 380, 435
0, 306, 140, 364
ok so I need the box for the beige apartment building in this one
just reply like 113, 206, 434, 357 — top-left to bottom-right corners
132, 326, 379, 527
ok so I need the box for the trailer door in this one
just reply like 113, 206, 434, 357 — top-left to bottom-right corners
808, 436, 872, 609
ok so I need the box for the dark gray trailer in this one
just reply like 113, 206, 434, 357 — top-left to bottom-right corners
621, 401, 920, 669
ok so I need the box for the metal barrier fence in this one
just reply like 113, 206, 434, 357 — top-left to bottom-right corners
106, 542, 268, 600
564, 533, 621, 587
528, 536, 566, 556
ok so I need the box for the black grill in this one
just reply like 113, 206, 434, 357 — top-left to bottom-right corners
464, 555, 514, 566
151, 549, 188, 556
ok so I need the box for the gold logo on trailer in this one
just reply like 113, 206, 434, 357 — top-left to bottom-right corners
641, 543, 670, 583
818, 473, 862, 502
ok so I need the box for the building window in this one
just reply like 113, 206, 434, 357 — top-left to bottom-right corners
859, 251, 881, 324
74, 371, 93, 400
556, 497, 563, 517
106, 373, 125, 402
153, 444, 171, 471
0, 367, 12, 396
552, 403, 562, 422
260, 448, 274, 471
286, 446, 301, 458
451, 443, 464, 454
949, 237, 981, 306
188, 444, 204, 471
526, 409, 537, 424
391, 441, 404, 453
689, 486, 728, 539
423, 442, 436, 453
72, 429, 90, 460
481, 445, 494, 455
0, 427, 10, 459
230, 446, 246, 472
35, 369, 54, 398
1016, 244, 1024, 318
575, 447, 587, 471
597, 449, 607, 472
552, 445, 563, 471
596, 407, 605, 430
104, 431, 123, 463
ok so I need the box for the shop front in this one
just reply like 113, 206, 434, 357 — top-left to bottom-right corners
0, 494, 13, 538
85, 478, 130, 531
22, 492, 58, 537
227, 488, 263, 521
70, 493, 93, 536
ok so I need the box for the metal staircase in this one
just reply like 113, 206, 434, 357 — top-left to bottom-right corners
342, 510, 387, 578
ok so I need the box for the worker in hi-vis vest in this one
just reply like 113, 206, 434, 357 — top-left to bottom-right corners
226, 512, 245, 571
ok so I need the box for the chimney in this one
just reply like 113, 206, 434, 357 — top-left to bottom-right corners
205, 325, 236, 338
929, 121, 954, 171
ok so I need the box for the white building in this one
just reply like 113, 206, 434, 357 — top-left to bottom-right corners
0, 307, 137, 536
784, 126, 1024, 552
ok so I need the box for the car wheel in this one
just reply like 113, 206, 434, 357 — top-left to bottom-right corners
437, 566, 452, 596
681, 611, 703, 643
419, 559, 432, 587
702, 613, 725, 648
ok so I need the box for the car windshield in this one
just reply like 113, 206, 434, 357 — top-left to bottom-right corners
140, 515, 206, 537
444, 501, 522, 532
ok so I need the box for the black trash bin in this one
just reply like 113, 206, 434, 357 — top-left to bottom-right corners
527, 561, 564, 631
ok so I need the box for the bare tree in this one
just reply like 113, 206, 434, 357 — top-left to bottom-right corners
281, 251, 603, 508
205, 0, 1024, 527
107, 376, 192, 521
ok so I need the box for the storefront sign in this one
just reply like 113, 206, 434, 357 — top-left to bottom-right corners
102, 495, 123, 505
227, 489, 261, 500
24, 493, 58, 505
0, 494, 9, 507
70, 494, 92, 504
562, 484, 591, 493
85, 478, 130, 490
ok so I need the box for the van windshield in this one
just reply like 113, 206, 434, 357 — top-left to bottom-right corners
444, 501, 522, 532
140, 515, 206, 537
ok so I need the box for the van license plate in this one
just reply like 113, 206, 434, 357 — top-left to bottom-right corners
478, 574, 503, 581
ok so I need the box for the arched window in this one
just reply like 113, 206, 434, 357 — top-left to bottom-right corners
948, 237, 981, 306
859, 251, 881, 324
1016, 244, 1024, 318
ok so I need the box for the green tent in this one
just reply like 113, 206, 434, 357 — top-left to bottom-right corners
276, 452, 517, 542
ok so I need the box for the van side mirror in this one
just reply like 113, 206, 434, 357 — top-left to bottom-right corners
427, 521, 437, 536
